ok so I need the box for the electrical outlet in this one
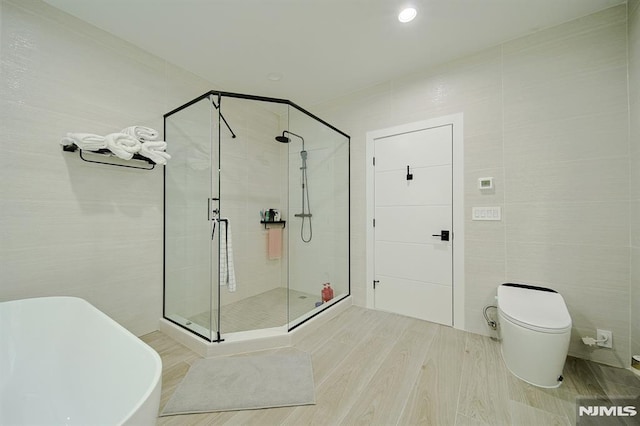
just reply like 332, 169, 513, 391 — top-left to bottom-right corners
597, 329, 612, 348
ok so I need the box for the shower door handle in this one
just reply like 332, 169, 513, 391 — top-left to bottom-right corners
208, 197, 220, 221
208, 198, 220, 240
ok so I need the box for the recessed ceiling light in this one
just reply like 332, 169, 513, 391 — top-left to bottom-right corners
267, 72, 282, 81
398, 7, 417, 23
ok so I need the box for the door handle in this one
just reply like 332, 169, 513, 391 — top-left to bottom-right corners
432, 230, 450, 241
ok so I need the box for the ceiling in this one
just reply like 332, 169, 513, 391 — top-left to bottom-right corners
43, 0, 624, 106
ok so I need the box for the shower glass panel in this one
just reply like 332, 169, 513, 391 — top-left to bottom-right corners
164, 95, 220, 341
164, 91, 349, 341
217, 96, 290, 333
287, 107, 350, 329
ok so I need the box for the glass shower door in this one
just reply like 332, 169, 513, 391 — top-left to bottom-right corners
164, 95, 219, 341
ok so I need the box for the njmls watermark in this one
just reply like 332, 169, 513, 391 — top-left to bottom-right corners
577, 396, 640, 425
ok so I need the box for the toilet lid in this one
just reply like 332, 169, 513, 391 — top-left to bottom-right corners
497, 284, 572, 331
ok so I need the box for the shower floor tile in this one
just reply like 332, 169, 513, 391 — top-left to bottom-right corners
189, 287, 319, 334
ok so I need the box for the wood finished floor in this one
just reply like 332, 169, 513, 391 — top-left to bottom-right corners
141, 306, 640, 425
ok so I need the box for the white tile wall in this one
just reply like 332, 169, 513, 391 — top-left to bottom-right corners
629, 0, 640, 361
312, 4, 632, 366
1, 0, 636, 367
501, 4, 630, 367
0, 0, 213, 336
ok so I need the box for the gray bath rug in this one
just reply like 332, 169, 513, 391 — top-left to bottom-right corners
160, 351, 316, 416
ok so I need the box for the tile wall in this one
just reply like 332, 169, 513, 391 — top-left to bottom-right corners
0, 0, 214, 335
1, 0, 636, 368
0, 0, 350, 337
312, 5, 632, 367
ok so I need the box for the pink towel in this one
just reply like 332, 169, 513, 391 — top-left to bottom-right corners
268, 228, 282, 260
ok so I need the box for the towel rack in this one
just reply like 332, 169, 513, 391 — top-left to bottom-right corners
211, 217, 228, 241
261, 220, 286, 229
62, 144, 155, 170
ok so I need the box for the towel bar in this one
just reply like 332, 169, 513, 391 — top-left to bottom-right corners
62, 144, 155, 170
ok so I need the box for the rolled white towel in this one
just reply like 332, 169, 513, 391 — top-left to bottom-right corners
121, 126, 159, 142
104, 133, 141, 160
60, 133, 106, 151
139, 140, 171, 165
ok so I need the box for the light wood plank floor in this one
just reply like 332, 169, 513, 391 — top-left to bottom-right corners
141, 306, 640, 425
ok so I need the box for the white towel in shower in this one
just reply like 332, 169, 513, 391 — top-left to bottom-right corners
121, 126, 159, 141
60, 133, 107, 151
104, 133, 142, 160
139, 140, 171, 165
218, 219, 237, 292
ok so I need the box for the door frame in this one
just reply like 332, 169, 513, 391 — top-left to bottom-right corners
365, 113, 465, 329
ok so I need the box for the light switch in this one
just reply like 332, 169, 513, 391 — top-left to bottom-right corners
472, 207, 501, 221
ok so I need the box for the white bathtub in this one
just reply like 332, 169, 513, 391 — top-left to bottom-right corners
0, 297, 162, 425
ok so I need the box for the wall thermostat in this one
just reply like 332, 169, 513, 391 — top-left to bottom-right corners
478, 177, 494, 190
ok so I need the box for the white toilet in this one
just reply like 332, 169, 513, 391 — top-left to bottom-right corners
497, 283, 572, 388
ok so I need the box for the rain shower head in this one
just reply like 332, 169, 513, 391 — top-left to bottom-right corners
275, 131, 304, 150
275, 133, 290, 143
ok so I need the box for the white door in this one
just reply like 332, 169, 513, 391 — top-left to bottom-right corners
373, 124, 453, 326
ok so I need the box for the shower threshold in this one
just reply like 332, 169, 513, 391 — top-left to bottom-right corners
160, 294, 351, 358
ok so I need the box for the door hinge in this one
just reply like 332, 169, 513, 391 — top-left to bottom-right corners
373, 157, 375, 166
373, 280, 379, 289
373, 218, 375, 227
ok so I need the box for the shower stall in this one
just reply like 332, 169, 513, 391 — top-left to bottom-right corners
163, 91, 350, 342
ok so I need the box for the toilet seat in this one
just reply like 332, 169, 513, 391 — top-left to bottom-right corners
498, 283, 571, 334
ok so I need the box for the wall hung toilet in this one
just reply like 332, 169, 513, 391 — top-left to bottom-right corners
497, 283, 572, 388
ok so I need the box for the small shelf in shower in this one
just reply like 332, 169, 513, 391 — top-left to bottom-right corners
260, 220, 286, 229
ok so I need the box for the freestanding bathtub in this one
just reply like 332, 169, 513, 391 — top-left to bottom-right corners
0, 297, 162, 425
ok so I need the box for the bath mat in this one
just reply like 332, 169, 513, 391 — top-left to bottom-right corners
160, 351, 316, 416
